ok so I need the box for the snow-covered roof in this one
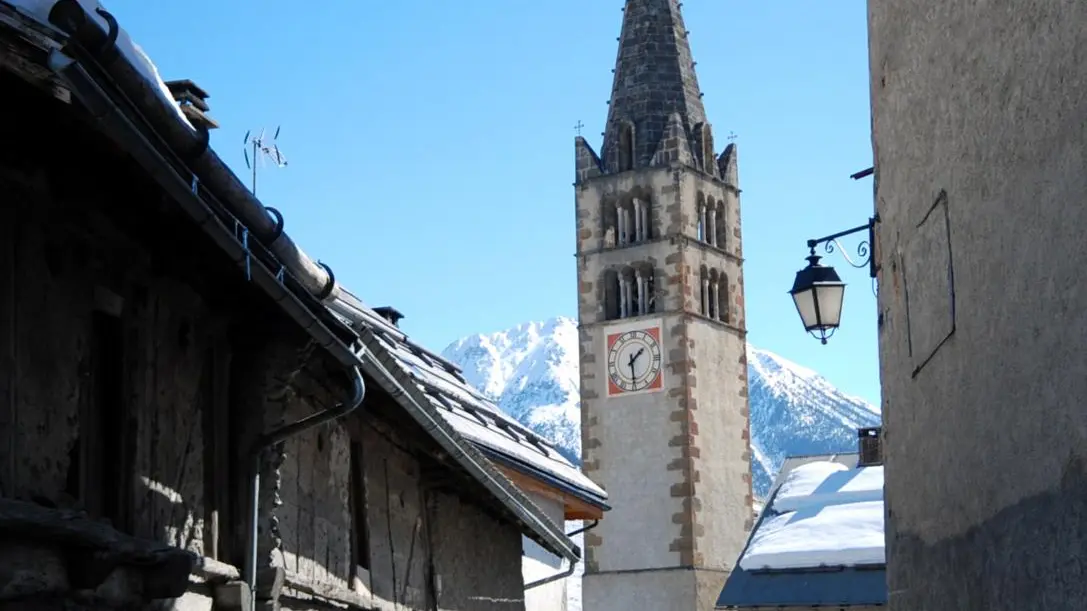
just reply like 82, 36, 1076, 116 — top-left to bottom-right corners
365, 318, 608, 507
0, 0, 600, 558
5, 0, 193, 128
717, 454, 887, 609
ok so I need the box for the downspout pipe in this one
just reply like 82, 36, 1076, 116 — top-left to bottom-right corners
43, 14, 583, 565
524, 520, 600, 591
44, 49, 371, 609
244, 367, 365, 611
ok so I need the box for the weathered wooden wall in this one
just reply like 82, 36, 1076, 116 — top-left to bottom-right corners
0, 67, 531, 610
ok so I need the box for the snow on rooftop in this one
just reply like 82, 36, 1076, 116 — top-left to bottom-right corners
372, 328, 608, 502
9, 0, 193, 129
739, 500, 885, 571
4, 0, 606, 512
774, 462, 882, 512
740, 461, 885, 571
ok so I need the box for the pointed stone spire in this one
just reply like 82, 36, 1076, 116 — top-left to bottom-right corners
602, 0, 708, 173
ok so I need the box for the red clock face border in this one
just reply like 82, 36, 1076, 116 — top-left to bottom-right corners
606, 325, 663, 397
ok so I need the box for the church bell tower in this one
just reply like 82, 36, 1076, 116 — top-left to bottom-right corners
574, 1, 752, 608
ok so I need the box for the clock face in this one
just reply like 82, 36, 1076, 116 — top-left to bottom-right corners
606, 326, 663, 396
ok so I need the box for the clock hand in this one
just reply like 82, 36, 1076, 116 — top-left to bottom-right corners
628, 347, 646, 381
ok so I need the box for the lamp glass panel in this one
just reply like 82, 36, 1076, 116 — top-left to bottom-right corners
814, 283, 845, 328
791, 287, 820, 330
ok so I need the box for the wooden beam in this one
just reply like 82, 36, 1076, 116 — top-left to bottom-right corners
497, 465, 604, 521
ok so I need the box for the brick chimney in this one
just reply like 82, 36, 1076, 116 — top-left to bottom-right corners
373, 306, 404, 328
857, 426, 883, 467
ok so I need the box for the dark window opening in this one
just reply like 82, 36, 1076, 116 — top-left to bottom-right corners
714, 206, 727, 249
702, 125, 715, 174
602, 202, 619, 248
350, 440, 372, 574
618, 124, 634, 172
718, 273, 731, 323
90, 311, 126, 529
202, 338, 232, 561
603, 269, 620, 320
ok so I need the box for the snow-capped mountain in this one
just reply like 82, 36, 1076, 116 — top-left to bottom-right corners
441, 316, 880, 611
442, 318, 583, 465
745, 347, 882, 494
441, 316, 881, 499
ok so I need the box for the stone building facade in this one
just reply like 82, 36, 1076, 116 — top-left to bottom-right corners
574, 1, 752, 609
868, 0, 1087, 609
0, 3, 584, 609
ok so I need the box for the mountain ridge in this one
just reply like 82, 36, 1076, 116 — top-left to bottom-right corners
440, 315, 881, 498
440, 316, 881, 611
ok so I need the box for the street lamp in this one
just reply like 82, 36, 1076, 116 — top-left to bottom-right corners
790, 254, 846, 344
790, 215, 879, 344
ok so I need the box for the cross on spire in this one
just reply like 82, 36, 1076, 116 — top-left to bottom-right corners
574, 120, 585, 137
728, 131, 738, 142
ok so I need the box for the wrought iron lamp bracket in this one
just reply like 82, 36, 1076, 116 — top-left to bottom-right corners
805, 214, 879, 279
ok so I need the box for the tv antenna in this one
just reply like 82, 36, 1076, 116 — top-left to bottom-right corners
243, 126, 288, 196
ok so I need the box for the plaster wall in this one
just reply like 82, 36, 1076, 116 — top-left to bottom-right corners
522, 492, 566, 611
869, 0, 1087, 608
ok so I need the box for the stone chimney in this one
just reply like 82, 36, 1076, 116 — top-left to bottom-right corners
373, 306, 404, 328
163, 79, 219, 131
857, 426, 883, 467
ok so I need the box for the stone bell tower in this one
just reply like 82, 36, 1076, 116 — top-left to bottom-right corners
573, 1, 752, 609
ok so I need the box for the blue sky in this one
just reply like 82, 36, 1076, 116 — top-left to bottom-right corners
106, 0, 880, 405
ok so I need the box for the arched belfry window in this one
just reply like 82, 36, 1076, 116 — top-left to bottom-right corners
616, 202, 631, 245
603, 269, 620, 320
702, 125, 715, 174
700, 266, 710, 316
699, 267, 730, 323
608, 194, 652, 247
706, 197, 718, 247
633, 264, 656, 316
718, 272, 731, 323
617, 122, 635, 172
714, 201, 727, 249
696, 193, 707, 241
604, 265, 657, 320
631, 197, 650, 242
603, 200, 619, 248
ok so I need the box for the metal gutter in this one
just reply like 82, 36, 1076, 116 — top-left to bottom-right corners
41, 19, 578, 563
45, 50, 370, 611
356, 329, 580, 562
244, 368, 365, 611
476, 446, 611, 510
45, 0, 341, 303
524, 520, 599, 591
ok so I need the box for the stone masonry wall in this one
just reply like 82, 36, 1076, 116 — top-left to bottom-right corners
869, 0, 1087, 609
577, 153, 751, 611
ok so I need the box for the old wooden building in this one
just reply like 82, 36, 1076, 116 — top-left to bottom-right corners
0, 1, 604, 609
